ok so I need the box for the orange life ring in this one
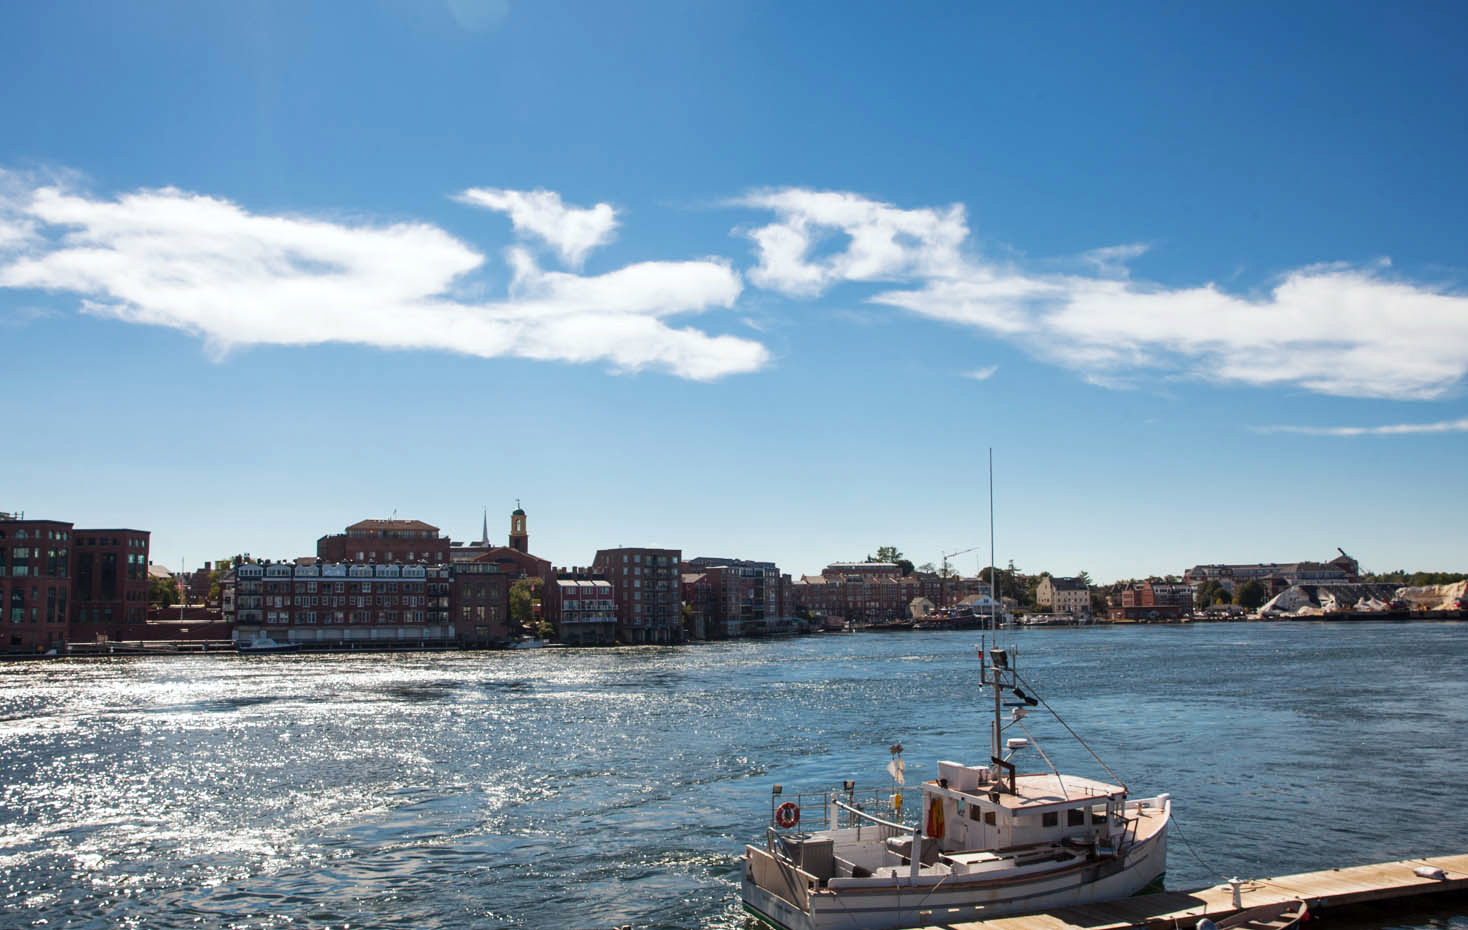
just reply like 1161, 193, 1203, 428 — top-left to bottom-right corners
774, 801, 800, 829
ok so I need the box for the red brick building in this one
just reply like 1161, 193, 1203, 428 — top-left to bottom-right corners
592, 547, 683, 644
72, 528, 151, 625
0, 514, 73, 653
792, 563, 984, 624
226, 558, 508, 646
1113, 580, 1194, 620
543, 568, 617, 646
682, 556, 787, 638
317, 519, 450, 563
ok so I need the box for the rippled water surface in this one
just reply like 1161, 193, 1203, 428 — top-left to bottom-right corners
2, 623, 1466, 929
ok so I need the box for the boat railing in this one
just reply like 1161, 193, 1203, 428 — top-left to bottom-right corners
832, 799, 910, 843
767, 785, 917, 835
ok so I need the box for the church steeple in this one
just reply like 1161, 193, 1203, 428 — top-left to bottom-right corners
509, 500, 528, 553
479, 506, 489, 546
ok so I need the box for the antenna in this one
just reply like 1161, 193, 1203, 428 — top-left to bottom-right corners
989, 447, 996, 630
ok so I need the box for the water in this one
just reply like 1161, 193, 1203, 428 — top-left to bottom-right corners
1, 622, 1465, 930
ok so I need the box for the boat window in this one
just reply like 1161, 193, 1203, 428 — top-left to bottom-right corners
1042, 811, 1058, 827
984, 811, 996, 825
1091, 805, 1107, 824
1067, 809, 1085, 827
968, 805, 983, 821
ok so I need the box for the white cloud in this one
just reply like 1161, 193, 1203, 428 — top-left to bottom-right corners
0, 181, 766, 380
1081, 243, 1148, 277
736, 188, 968, 296
456, 187, 617, 268
738, 189, 1468, 401
962, 365, 998, 381
1253, 417, 1468, 436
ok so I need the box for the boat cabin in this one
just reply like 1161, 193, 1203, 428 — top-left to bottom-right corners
919, 762, 1128, 865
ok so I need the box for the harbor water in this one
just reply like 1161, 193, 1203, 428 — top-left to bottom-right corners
2, 622, 1466, 929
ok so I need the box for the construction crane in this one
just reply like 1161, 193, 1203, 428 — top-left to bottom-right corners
939, 545, 985, 606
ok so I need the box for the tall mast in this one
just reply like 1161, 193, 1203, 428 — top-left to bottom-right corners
988, 448, 996, 629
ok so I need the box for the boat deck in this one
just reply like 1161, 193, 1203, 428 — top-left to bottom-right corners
913, 853, 1468, 930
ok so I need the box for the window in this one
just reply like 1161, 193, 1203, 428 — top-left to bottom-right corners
1042, 811, 1058, 828
1067, 809, 1085, 827
983, 811, 996, 825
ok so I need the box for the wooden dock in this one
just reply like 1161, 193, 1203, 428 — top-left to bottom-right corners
917, 853, 1468, 930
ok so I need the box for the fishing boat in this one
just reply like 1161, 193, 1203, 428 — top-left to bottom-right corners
740, 643, 1171, 930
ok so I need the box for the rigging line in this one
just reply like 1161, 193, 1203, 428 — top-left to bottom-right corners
1013, 718, 1068, 799
1166, 813, 1221, 878
1011, 670, 1128, 793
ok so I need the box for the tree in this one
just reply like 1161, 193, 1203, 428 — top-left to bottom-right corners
1236, 580, 1268, 610
149, 574, 180, 609
917, 562, 937, 575
867, 546, 904, 564
509, 578, 541, 631
1196, 580, 1232, 608
895, 559, 914, 577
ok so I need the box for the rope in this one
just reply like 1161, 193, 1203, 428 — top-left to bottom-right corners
1167, 812, 1221, 877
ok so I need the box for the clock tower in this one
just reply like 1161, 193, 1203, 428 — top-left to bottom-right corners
509, 502, 528, 553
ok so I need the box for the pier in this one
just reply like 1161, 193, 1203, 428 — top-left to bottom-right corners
918, 853, 1468, 930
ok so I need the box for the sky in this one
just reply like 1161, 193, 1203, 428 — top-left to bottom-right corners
2, 1, 1466, 584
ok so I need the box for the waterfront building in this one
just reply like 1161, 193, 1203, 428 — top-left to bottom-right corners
1036, 575, 1091, 616
792, 564, 985, 624
317, 519, 450, 564
683, 556, 788, 637
1113, 580, 1193, 620
0, 513, 73, 653
72, 528, 151, 625
226, 558, 508, 647
543, 567, 617, 646
1182, 550, 1360, 591
591, 547, 683, 644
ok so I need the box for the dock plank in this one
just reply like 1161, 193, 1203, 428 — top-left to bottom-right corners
920, 853, 1468, 930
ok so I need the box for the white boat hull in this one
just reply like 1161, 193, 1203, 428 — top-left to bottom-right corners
743, 808, 1167, 930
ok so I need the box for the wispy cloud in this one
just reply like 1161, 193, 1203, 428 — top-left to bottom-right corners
456, 187, 617, 268
962, 365, 998, 381
1253, 417, 1468, 436
737, 189, 1468, 401
0, 179, 766, 380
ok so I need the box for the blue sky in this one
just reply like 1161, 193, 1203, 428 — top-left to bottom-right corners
3, 1, 1466, 583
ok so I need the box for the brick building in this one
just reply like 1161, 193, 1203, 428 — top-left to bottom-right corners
683, 556, 786, 638
72, 528, 151, 624
0, 514, 73, 653
592, 547, 683, 644
226, 558, 508, 646
317, 519, 450, 564
792, 563, 986, 624
543, 567, 617, 646
1113, 580, 1194, 620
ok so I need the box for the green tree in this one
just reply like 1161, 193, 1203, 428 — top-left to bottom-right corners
867, 546, 904, 564
1236, 580, 1268, 610
917, 562, 937, 575
1077, 570, 1093, 587
509, 578, 540, 631
149, 574, 180, 609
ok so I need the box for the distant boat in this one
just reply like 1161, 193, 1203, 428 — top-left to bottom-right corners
236, 637, 301, 654
509, 637, 547, 650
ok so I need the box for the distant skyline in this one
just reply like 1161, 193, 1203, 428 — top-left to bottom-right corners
3, 1, 1465, 582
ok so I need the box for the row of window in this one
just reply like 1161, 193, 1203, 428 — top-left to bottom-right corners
260, 610, 434, 624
